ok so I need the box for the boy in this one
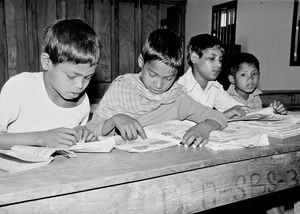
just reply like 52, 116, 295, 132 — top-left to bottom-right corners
178, 34, 246, 119
0, 19, 100, 149
227, 52, 287, 114
87, 28, 227, 148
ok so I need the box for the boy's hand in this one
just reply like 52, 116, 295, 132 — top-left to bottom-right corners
182, 120, 217, 148
112, 114, 147, 141
223, 105, 246, 119
73, 126, 97, 143
38, 128, 78, 148
270, 100, 287, 115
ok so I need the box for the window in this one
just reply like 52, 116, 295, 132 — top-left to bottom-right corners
211, 0, 237, 46
212, 0, 239, 90
290, 0, 300, 66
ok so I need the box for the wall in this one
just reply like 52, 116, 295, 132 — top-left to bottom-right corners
185, 0, 300, 91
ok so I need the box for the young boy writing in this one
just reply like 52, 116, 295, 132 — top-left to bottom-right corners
177, 34, 246, 119
227, 52, 287, 114
0, 19, 100, 149
87, 29, 227, 148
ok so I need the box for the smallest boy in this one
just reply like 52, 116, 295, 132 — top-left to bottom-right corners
178, 34, 246, 119
227, 52, 287, 114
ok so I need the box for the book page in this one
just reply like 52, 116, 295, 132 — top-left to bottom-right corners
70, 137, 115, 153
206, 133, 269, 151
0, 146, 60, 162
229, 107, 275, 122
115, 120, 196, 152
209, 123, 257, 142
0, 154, 53, 173
115, 135, 179, 153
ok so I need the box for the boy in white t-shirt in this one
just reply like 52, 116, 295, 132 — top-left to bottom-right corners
178, 34, 247, 119
0, 19, 100, 149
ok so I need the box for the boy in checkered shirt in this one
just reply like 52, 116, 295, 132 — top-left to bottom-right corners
87, 28, 227, 148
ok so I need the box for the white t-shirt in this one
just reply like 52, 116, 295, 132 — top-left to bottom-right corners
0, 72, 90, 133
178, 67, 242, 112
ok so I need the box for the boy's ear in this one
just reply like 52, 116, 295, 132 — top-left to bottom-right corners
228, 74, 235, 84
190, 52, 199, 64
138, 54, 144, 68
40, 52, 52, 70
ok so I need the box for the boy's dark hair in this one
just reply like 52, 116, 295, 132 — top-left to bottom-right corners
229, 52, 260, 76
187, 34, 224, 66
142, 28, 183, 76
42, 19, 101, 66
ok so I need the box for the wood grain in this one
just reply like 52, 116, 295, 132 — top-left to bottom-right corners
5, 0, 29, 77
0, 0, 8, 89
118, 1, 135, 75
0, 136, 300, 213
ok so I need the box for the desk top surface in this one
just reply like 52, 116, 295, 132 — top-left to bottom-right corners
1, 135, 300, 205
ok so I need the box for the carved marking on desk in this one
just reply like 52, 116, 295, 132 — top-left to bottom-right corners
201, 182, 217, 209
287, 169, 299, 187
234, 175, 246, 200
267, 170, 278, 192
250, 173, 266, 195
161, 187, 178, 214
233, 168, 299, 201
219, 187, 233, 194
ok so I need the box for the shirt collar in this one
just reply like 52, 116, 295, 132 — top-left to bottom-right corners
182, 67, 221, 92
227, 84, 263, 99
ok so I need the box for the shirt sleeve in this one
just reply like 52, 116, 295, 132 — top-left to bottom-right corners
85, 112, 106, 136
0, 76, 25, 132
177, 95, 228, 129
79, 94, 90, 126
214, 84, 243, 112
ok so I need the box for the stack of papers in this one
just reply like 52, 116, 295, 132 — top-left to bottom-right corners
206, 123, 270, 150
229, 107, 274, 122
233, 115, 300, 138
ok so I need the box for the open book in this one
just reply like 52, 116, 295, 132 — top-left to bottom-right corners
0, 137, 116, 173
115, 120, 194, 152
0, 146, 76, 173
229, 107, 275, 122
115, 120, 268, 152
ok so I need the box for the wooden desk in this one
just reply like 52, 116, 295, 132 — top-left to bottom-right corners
1, 136, 300, 213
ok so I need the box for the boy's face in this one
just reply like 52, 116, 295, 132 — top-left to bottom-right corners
192, 47, 223, 83
46, 62, 96, 101
139, 60, 177, 95
232, 63, 260, 97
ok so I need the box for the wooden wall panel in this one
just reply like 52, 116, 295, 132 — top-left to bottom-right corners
84, 0, 94, 26
85, 0, 112, 102
141, 3, 158, 46
26, 0, 40, 74
5, 0, 29, 78
93, 0, 111, 82
66, 0, 85, 19
118, 2, 135, 75
0, 0, 186, 102
36, 0, 57, 71
0, 0, 7, 89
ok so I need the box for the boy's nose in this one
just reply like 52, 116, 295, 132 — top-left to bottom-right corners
215, 61, 221, 68
155, 79, 163, 89
75, 78, 85, 89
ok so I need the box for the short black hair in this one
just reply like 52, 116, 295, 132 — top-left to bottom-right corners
229, 52, 260, 76
187, 34, 224, 66
142, 28, 183, 70
43, 18, 101, 66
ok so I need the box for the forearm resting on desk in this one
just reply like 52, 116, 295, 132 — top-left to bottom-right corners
0, 128, 79, 149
